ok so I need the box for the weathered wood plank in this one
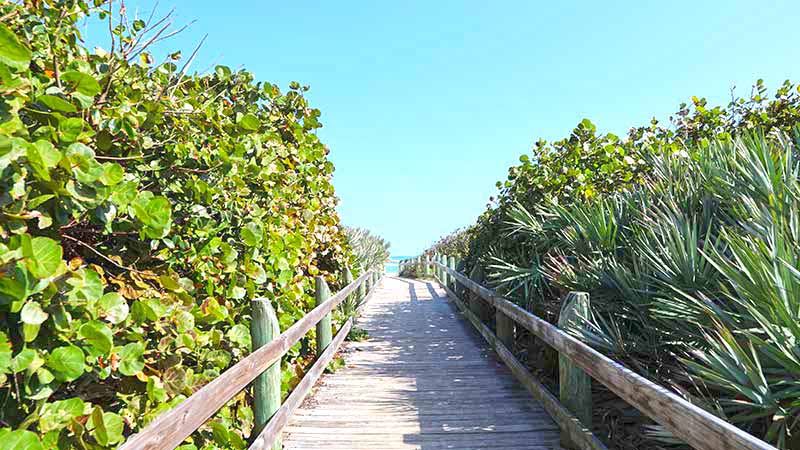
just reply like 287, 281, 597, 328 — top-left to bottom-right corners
249, 316, 354, 449
559, 292, 592, 450
438, 279, 607, 450
433, 261, 778, 450
283, 277, 560, 449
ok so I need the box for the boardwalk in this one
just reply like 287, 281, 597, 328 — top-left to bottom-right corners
283, 276, 561, 449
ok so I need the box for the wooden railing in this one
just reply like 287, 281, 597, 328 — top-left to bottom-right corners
400, 255, 777, 450
120, 269, 383, 450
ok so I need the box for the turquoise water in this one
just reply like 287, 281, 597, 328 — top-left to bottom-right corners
384, 255, 418, 274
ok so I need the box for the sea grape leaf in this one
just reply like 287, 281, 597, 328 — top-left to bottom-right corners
65, 143, 103, 183
87, 408, 123, 446
61, 70, 101, 96
98, 292, 128, 324
47, 345, 85, 381
0, 429, 43, 450
238, 113, 260, 131
241, 221, 263, 247
20, 301, 48, 325
26, 140, 62, 180
11, 348, 36, 373
22, 236, 62, 279
58, 117, 85, 143
37, 95, 76, 113
66, 268, 103, 303
132, 192, 172, 239
39, 397, 86, 433
78, 321, 114, 355
226, 324, 250, 349
117, 342, 144, 376
99, 162, 124, 186
0, 24, 31, 70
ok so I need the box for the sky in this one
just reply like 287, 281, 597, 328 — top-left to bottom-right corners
85, 1, 800, 255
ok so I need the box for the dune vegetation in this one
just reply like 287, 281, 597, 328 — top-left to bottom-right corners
429, 82, 800, 449
0, 2, 387, 448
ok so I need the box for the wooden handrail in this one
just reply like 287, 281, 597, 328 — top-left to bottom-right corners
429, 260, 777, 450
120, 270, 379, 450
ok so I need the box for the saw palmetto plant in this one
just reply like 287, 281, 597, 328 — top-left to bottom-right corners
344, 226, 391, 273
479, 130, 800, 449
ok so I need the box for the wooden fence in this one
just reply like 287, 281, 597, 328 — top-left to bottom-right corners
398, 254, 777, 450
120, 269, 383, 450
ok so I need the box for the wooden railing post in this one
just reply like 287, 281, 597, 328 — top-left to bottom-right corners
344, 268, 354, 305
441, 255, 446, 282
424, 255, 430, 277
357, 271, 367, 300
250, 298, 281, 449
447, 256, 456, 292
496, 309, 515, 350
454, 257, 463, 296
559, 292, 592, 450
315, 277, 332, 352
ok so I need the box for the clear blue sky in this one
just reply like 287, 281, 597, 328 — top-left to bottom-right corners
85, 1, 800, 255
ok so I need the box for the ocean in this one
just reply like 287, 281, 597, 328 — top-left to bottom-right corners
384, 255, 418, 274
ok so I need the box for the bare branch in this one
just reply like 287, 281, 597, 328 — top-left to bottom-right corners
61, 234, 142, 273
166, 34, 207, 98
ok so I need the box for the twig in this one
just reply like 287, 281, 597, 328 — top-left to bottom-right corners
94, 154, 147, 160
165, 34, 207, 99
0, 9, 20, 23
147, 20, 196, 48
126, 19, 173, 62
144, 0, 159, 26
61, 233, 142, 273
107, 0, 115, 58
175, 162, 221, 174
50, 8, 69, 88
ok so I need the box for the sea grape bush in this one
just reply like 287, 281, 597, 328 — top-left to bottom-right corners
0, 1, 353, 448
436, 83, 800, 449
426, 227, 470, 260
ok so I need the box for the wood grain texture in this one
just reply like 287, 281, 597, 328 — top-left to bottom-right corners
432, 261, 778, 450
315, 276, 333, 352
119, 271, 375, 450
437, 279, 607, 450
249, 299, 281, 449
249, 313, 355, 449
558, 292, 592, 450
283, 276, 561, 450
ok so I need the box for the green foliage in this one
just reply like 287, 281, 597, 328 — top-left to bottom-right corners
344, 226, 390, 273
436, 81, 800, 449
0, 1, 351, 448
427, 227, 471, 260
346, 326, 369, 342
398, 260, 425, 279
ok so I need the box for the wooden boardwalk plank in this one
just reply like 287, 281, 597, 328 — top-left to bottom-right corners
283, 276, 561, 449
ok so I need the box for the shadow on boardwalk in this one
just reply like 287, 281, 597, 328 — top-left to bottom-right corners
282, 276, 560, 450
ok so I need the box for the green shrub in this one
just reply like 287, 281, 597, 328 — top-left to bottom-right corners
439, 82, 800, 448
0, 2, 353, 447
344, 226, 390, 273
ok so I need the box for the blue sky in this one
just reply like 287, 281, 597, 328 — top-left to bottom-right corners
85, 1, 800, 255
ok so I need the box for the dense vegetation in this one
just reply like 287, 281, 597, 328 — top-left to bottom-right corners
0, 2, 383, 448
430, 82, 800, 449
343, 226, 390, 275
